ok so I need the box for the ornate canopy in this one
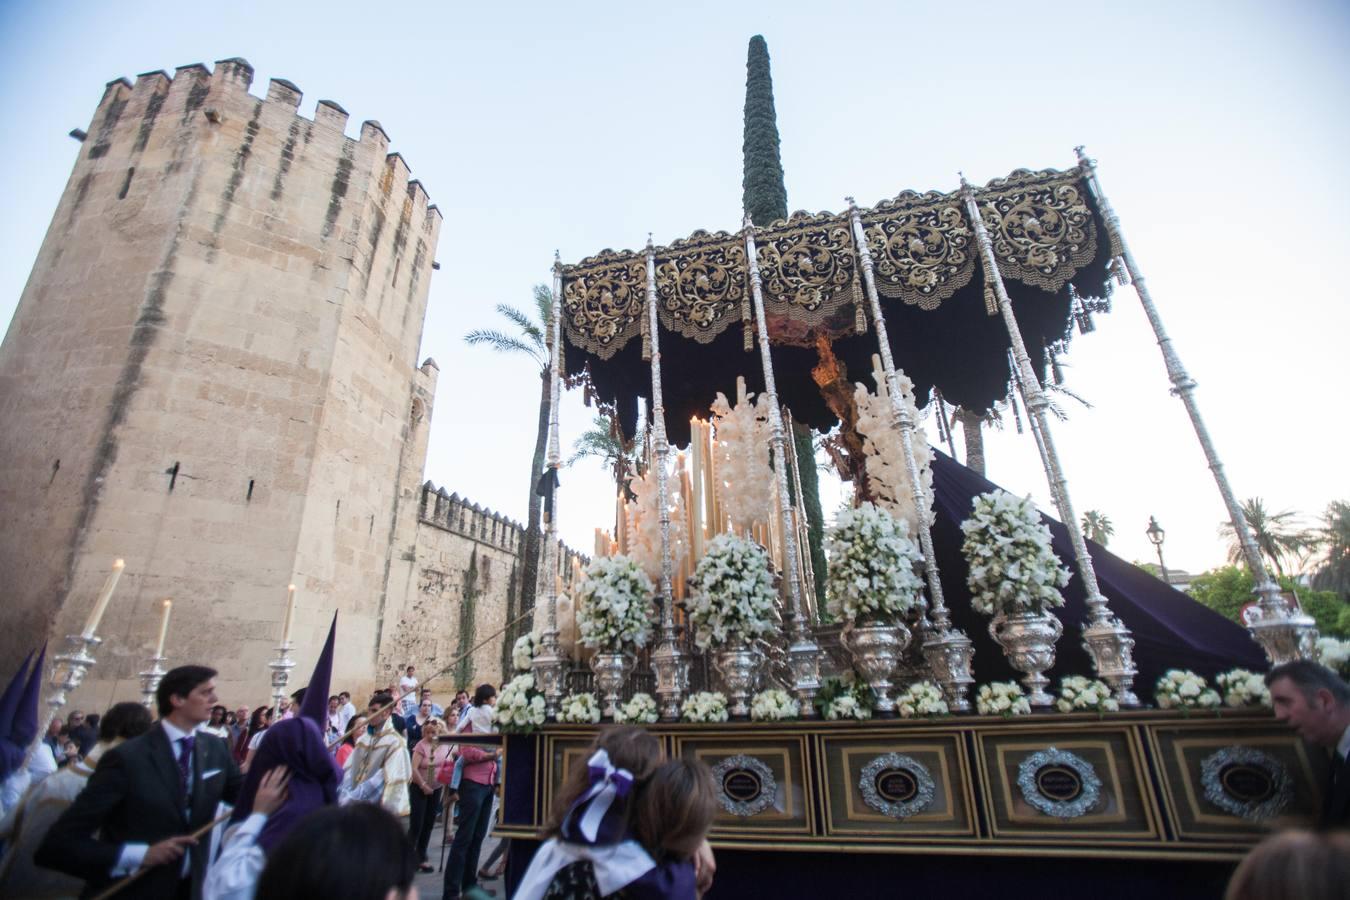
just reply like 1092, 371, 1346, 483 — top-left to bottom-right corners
560, 165, 1119, 446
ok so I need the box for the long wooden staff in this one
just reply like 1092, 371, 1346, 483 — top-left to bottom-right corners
91, 607, 536, 900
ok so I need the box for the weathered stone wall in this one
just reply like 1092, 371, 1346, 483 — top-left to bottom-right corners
374, 486, 588, 698
0, 59, 441, 707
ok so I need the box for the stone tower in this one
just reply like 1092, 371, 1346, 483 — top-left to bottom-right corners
0, 58, 443, 705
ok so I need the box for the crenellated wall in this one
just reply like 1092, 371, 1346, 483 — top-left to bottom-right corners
0, 58, 442, 705
376, 483, 587, 693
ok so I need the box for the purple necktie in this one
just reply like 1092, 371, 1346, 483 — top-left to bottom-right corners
177, 735, 195, 803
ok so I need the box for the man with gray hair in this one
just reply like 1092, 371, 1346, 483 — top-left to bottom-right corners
1266, 660, 1350, 828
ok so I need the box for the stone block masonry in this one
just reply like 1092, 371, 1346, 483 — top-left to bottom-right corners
0, 58, 445, 707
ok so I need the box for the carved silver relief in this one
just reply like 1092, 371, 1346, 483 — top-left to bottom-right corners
858, 752, 936, 819
1016, 747, 1103, 819
710, 754, 778, 817
1200, 746, 1293, 821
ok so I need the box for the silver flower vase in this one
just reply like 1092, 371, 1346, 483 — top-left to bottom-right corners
844, 620, 912, 716
713, 644, 757, 718
590, 651, 631, 720
989, 608, 1064, 707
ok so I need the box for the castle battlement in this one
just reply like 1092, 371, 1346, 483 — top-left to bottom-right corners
419, 482, 526, 553
78, 57, 440, 236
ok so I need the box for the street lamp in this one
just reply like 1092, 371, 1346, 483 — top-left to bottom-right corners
1145, 516, 1169, 587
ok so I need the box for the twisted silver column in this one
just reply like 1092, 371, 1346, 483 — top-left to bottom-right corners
962, 178, 1139, 706
531, 253, 568, 717
645, 239, 690, 719
1074, 147, 1317, 665
847, 198, 974, 712
743, 216, 821, 713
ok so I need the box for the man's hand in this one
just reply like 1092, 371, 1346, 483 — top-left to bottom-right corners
140, 835, 196, 869
254, 767, 291, 816
693, 838, 716, 896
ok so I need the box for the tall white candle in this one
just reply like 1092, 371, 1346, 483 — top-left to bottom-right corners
82, 558, 125, 638
280, 584, 297, 647
154, 599, 172, 659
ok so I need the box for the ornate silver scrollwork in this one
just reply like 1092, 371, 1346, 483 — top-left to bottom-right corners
710, 753, 778, 817
1200, 746, 1293, 821
859, 752, 936, 819
1016, 747, 1103, 819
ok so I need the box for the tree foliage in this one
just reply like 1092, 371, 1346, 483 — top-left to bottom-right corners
742, 35, 788, 228
1218, 497, 1311, 578
1310, 500, 1350, 598
464, 284, 553, 673
1187, 565, 1348, 638
1081, 510, 1114, 547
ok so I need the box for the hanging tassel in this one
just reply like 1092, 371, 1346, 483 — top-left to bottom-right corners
852, 269, 867, 333
1009, 383, 1024, 434
640, 305, 651, 361
932, 390, 949, 446
983, 283, 998, 316
1050, 343, 1065, 386
742, 294, 754, 351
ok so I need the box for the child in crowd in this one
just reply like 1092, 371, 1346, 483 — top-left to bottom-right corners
514, 726, 717, 899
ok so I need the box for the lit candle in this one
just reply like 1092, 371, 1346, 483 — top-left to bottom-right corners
82, 558, 125, 639
280, 584, 296, 647
154, 599, 173, 659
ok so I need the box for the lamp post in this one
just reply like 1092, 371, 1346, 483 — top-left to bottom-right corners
1146, 517, 1169, 587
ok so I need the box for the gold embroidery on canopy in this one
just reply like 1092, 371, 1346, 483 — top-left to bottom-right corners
755, 211, 857, 328
861, 191, 974, 310
653, 230, 746, 344
561, 250, 648, 360
977, 169, 1099, 293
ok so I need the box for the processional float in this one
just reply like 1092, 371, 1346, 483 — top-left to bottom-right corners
529, 148, 1319, 723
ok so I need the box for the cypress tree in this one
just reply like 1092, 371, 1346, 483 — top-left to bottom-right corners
741, 35, 829, 607
742, 36, 788, 226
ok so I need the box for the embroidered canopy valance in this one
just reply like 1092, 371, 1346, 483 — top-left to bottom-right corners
560, 165, 1118, 446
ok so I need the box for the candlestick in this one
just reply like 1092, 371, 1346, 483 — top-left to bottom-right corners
82, 559, 125, 639
280, 584, 296, 647
46, 633, 100, 735
153, 599, 172, 659
138, 652, 168, 710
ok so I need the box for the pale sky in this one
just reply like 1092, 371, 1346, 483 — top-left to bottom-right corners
2, 1, 1347, 576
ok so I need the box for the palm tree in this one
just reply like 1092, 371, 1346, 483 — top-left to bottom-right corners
1310, 500, 1350, 598
465, 284, 552, 667
1081, 510, 1114, 546
1218, 497, 1310, 578
567, 414, 644, 498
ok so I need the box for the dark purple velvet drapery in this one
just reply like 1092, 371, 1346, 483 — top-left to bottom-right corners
928, 451, 1266, 699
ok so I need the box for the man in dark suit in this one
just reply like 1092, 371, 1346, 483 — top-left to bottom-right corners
1266, 659, 1350, 829
37, 664, 243, 899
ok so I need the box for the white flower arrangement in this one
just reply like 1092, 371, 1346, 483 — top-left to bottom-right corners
625, 456, 688, 586
557, 692, 602, 724
896, 681, 949, 718
823, 694, 872, 721
681, 691, 729, 723
816, 673, 875, 720
960, 490, 1070, 616
852, 359, 935, 534
511, 631, 540, 673
1056, 675, 1119, 714
1215, 669, 1271, 708
709, 380, 776, 533
614, 692, 659, 725
1317, 636, 1350, 677
686, 533, 778, 651
749, 688, 800, 722
575, 555, 656, 652
495, 674, 547, 733
975, 681, 1032, 717
1155, 669, 1221, 711
824, 502, 924, 623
